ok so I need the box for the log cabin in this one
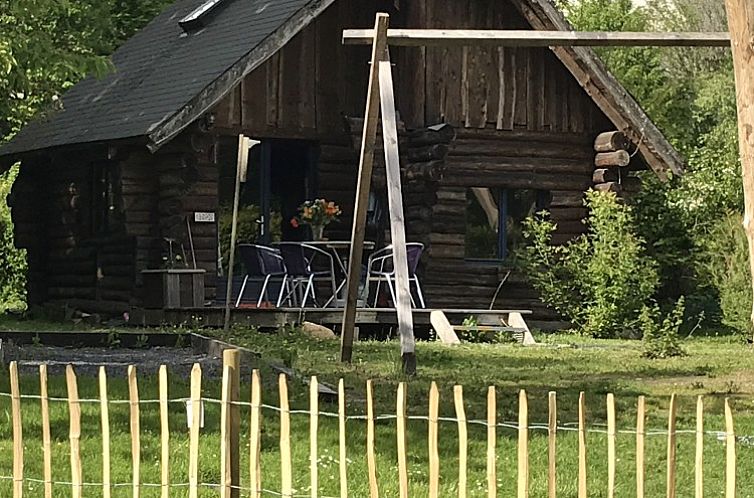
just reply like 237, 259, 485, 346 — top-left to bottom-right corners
0, 0, 684, 328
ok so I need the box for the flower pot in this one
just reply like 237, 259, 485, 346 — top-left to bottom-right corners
141, 269, 206, 309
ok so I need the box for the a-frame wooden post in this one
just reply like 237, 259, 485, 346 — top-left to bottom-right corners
378, 59, 416, 373
340, 13, 390, 363
725, 0, 754, 338
223, 135, 250, 331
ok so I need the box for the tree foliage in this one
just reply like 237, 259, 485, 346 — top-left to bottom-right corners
561, 0, 745, 334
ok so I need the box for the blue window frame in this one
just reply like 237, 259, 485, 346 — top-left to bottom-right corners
465, 188, 550, 262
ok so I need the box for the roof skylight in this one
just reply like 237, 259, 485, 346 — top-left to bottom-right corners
179, 0, 228, 32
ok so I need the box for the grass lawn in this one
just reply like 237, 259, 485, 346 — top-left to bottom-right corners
0, 322, 753, 497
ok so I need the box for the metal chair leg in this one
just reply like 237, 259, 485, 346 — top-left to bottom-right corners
302, 275, 316, 308
413, 276, 426, 308
235, 275, 249, 308
275, 276, 287, 308
276, 275, 288, 307
257, 274, 272, 308
385, 275, 397, 307
373, 277, 382, 307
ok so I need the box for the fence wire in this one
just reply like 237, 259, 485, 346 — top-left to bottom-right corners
0, 391, 742, 439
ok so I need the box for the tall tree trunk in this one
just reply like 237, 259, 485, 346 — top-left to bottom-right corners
725, 0, 754, 338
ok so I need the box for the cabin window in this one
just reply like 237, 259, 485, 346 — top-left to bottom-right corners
465, 188, 550, 261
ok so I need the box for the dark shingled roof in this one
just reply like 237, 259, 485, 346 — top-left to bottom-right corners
0, 0, 315, 158
0, 0, 684, 177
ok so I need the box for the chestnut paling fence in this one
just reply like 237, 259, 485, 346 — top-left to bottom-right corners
0, 351, 740, 498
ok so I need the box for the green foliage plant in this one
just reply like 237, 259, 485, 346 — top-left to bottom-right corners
698, 212, 753, 335
641, 297, 687, 359
0, 166, 26, 312
517, 190, 659, 338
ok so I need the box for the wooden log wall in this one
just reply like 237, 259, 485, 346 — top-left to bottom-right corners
11, 149, 140, 315
212, 0, 375, 139
123, 123, 219, 298
591, 131, 643, 197
419, 128, 597, 324
395, 0, 613, 133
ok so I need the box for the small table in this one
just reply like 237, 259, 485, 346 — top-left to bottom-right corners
303, 240, 376, 307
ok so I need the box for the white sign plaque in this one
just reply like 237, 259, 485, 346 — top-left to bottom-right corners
194, 212, 216, 223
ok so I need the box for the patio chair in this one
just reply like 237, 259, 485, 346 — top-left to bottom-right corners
366, 242, 426, 308
276, 242, 337, 308
235, 244, 287, 308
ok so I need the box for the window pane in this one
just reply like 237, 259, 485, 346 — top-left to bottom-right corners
465, 188, 499, 259
505, 189, 540, 257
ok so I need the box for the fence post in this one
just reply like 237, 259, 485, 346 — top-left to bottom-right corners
518, 390, 529, 498
366, 379, 379, 498
189, 363, 202, 498
66, 365, 82, 498
397, 382, 409, 498
487, 386, 497, 498
725, 398, 736, 498
637, 396, 646, 498
250, 370, 262, 498
10, 361, 22, 498
280, 374, 293, 498
159, 365, 169, 498
667, 394, 677, 498
695, 396, 703, 498
99, 367, 111, 498
128, 365, 141, 498
607, 393, 616, 498
338, 379, 348, 498
578, 392, 587, 498
221, 349, 241, 498
454, 385, 467, 498
40, 365, 52, 498
310, 376, 319, 498
429, 382, 440, 498
548, 392, 557, 498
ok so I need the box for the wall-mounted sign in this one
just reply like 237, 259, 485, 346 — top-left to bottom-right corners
194, 212, 216, 223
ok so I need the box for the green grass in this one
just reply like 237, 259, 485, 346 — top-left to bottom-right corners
1, 324, 754, 496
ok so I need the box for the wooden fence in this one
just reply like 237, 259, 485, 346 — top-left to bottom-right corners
3, 351, 740, 498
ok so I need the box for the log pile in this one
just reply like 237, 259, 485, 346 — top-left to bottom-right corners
592, 131, 642, 196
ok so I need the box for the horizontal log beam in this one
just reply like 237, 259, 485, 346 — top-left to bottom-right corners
343, 29, 731, 47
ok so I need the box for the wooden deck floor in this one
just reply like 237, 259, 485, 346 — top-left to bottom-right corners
129, 306, 530, 329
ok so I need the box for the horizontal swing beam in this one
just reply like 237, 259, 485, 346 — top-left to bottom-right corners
342, 29, 731, 48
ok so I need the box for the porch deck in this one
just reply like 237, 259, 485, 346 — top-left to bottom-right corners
129, 306, 531, 330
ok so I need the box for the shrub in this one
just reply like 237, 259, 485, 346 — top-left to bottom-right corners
0, 165, 26, 312
641, 297, 686, 359
517, 190, 659, 338
697, 212, 752, 335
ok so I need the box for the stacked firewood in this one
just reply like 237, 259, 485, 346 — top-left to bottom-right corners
592, 131, 641, 195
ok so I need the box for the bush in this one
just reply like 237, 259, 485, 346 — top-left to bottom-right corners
641, 297, 686, 359
698, 212, 752, 335
0, 165, 26, 312
517, 190, 659, 338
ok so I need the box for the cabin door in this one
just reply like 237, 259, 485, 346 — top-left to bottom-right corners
253, 139, 318, 244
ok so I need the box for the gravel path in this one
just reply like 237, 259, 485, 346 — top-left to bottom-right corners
4, 344, 224, 378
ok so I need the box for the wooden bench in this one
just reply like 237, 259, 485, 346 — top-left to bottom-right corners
430, 309, 535, 345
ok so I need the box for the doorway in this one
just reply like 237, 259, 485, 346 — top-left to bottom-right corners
218, 137, 318, 274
